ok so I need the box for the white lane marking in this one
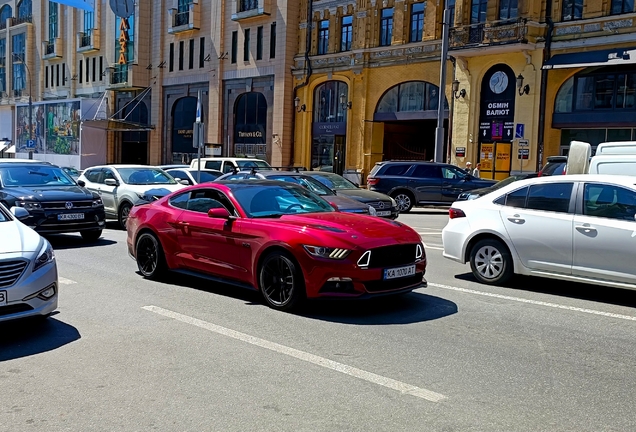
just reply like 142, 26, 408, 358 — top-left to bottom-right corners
142, 305, 447, 402
428, 283, 636, 322
58, 277, 77, 285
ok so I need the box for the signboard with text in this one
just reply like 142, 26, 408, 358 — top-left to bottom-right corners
479, 65, 517, 143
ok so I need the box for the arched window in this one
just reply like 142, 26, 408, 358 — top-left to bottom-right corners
17, 0, 32, 19
555, 77, 574, 113
376, 81, 448, 116
0, 5, 12, 24
313, 81, 348, 123
234, 92, 267, 156
172, 96, 197, 154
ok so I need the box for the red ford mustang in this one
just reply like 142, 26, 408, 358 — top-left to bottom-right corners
127, 180, 427, 311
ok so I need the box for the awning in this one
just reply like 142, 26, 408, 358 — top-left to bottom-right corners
53, 0, 93, 11
5, 145, 15, 154
0, 141, 11, 152
81, 119, 155, 132
542, 47, 636, 69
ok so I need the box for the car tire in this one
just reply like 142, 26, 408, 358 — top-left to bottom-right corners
135, 232, 167, 280
390, 191, 414, 213
469, 238, 513, 285
258, 251, 305, 312
80, 229, 102, 242
118, 202, 132, 230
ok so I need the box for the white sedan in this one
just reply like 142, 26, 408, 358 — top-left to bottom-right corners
442, 174, 636, 289
0, 203, 58, 322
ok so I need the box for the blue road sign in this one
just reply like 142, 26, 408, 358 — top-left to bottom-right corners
26, 139, 36, 149
515, 124, 525, 139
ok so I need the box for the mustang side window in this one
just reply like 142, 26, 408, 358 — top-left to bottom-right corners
583, 184, 636, 221
169, 192, 190, 210
526, 183, 573, 213
189, 189, 238, 216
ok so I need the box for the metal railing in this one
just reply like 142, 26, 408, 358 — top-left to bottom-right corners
110, 66, 128, 85
11, 15, 32, 26
174, 10, 189, 27
449, 18, 527, 48
45, 41, 55, 55
239, 0, 258, 12
79, 32, 92, 48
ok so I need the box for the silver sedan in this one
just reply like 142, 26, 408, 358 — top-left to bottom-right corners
0, 204, 58, 322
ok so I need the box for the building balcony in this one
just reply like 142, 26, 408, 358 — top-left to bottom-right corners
10, 15, 32, 26
42, 38, 63, 59
232, 0, 270, 21
449, 19, 528, 50
168, 1, 200, 34
77, 29, 100, 53
107, 63, 149, 91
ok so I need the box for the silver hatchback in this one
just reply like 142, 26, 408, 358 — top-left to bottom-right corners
0, 204, 58, 322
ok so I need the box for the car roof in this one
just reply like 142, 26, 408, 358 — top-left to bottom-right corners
85, 164, 158, 169
498, 174, 636, 191
216, 179, 303, 189
0, 159, 53, 164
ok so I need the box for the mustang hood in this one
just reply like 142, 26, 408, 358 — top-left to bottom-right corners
5, 185, 95, 201
0, 220, 42, 254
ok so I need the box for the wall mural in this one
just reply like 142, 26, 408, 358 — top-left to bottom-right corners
16, 100, 81, 155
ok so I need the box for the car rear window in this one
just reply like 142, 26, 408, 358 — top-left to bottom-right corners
381, 164, 412, 176
368, 164, 383, 177
541, 161, 566, 176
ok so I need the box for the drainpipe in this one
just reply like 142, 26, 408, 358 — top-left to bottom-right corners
447, 56, 457, 164
289, 0, 313, 167
537, 0, 554, 171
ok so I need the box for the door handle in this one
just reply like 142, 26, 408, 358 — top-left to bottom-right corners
507, 214, 525, 224
178, 221, 190, 226
575, 224, 597, 234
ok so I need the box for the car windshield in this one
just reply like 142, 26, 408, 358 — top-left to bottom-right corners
63, 167, 80, 176
0, 165, 76, 187
311, 173, 358, 190
267, 175, 334, 196
237, 160, 271, 169
0, 204, 9, 222
491, 176, 523, 190
196, 171, 221, 182
230, 184, 335, 218
116, 168, 177, 185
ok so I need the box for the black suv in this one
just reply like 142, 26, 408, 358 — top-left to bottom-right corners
366, 161, 497, 212
538, 156, 567, 176
0, 162, 106, 241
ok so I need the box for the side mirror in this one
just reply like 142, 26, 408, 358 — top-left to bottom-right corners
208, 207, 231, 219
180, 179, 190, 186
77, 180, 86, 187
10, 206, 30, 220
104, 178, 118, 187
329, 202, 339, 211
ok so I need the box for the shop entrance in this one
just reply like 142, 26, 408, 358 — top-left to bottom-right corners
311, 134, 346, 175
119, 101, 149, 164
382, 120, 443, 161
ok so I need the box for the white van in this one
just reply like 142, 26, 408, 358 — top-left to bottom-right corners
189, 157, 271, 174
595, 141, 636, 156
587, 141, 636, 176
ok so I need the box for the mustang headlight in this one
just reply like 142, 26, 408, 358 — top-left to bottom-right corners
368, 206, 377, 216
92, 197, 103, 207
17, 201, 42, 211
33, 240, 55, 272
303, 245, 351, 260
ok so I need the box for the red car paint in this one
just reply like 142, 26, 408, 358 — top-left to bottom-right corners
127, 182, 426, 299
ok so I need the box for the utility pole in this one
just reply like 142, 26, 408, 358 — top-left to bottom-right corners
193, 90, 204, 183
434, 8, 451, 163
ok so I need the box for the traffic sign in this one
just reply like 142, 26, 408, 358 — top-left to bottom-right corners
518, 139, 529, 147
515, 124, 525, 139
26, 139, 36, 149
518, 149, 529, 159
455, 147, 466, 158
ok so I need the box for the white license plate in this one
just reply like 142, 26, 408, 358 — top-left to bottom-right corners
376, 211, 391, 217
0, 291, 6, 306
58, 213, 85, 221
383, 265, 416, 280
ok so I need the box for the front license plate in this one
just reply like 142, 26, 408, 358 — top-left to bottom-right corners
0, 291, 6, 306
376, 211, 391, 217
383, 265, 416, 280
57, 213, 85, 221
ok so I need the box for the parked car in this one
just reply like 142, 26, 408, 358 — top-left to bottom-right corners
165, 167, 223, 185
538, 156, 567, 176
127, 180, 427, 311
61, 166, 81, 180
157, 164, 190, 171
78, 165, 185, 229
366, 161, 497, 212
0, 202, 58, 322
189, 157, 271, 174
217, 170, 378, 216
442, 174, 636, 289
456, 173, 538, 201
303, 171, 399, 219
0, 162, 105, 241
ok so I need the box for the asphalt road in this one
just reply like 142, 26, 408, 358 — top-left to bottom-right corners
2, 210, 636, 432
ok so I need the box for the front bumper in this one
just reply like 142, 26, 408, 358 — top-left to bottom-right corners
0, 257, 58, 323
22, 208, 106, 235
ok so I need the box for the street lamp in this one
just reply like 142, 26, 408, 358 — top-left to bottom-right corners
12, 52, 33, 159
452, 79, 466, 99
339, 93, 352, 110
517, 74, 530, 96
294, 96, 306, 112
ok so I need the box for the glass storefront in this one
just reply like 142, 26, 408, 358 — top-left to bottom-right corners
559, 128, 636, 155
312, 81, 348, 174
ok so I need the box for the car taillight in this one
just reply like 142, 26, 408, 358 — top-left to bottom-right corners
367, 178, 379, 188
449, 208, 466, 219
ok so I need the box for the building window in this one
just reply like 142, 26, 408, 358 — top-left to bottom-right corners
99, 56, 103, 80
81, 10, 93, 47
231, 31, 238, 63
51, 65, 54, 86
379, 8, 393, 47
176, 0, 191, 26
0, 39, 5, 94
410, 3, 425, 43
447, 0, 456, 26
340, 16, 353, 52
318, 20, 329, 55
0, 5, 12, 26
243, 28, 250, 61
179, 40, 184, 70
49, 1, 58, 41
471, 0, 488, 23
611, 0, 634, 14
12, 34, 26, 94
189, 38, 194, 69
56, 64, 60, 86
270, 22, 276, 59
314, 81, 349, 123
85, 57, 90, 82
499, 0, 518, 20
169, 43, 174, 71
45, 65, 49, 88
92, 57, 96, 81
376, 81, 446, 114
17, 0, 31, 21
62, 63, 66, 85
239, 0, 258, 12
561, 0, 583, 21
256, 26, 263, 60
79, 60, 83, 83
199, 37, 205, 67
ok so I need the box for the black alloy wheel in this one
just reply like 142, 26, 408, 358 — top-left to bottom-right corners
118, 202, 132, 230
259, 251, 304, 311
136, 232, 167, 280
